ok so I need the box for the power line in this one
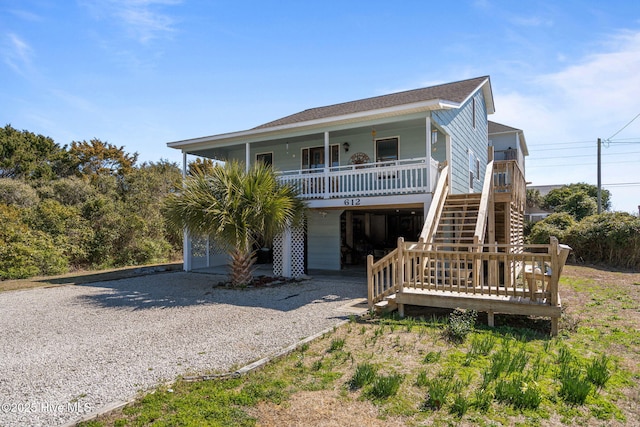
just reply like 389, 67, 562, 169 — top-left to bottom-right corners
532, 151, 640, 161
607, 112, 640, 140
527, 159, 639, 168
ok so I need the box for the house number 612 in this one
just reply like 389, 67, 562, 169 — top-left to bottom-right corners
344, 198, 361, 206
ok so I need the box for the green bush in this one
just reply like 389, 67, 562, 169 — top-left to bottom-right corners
444, 308, 477, 343
528, 212, 575, 244
0, 204, 67, 279
0, 178, 40, 207
565, 212, 640, 269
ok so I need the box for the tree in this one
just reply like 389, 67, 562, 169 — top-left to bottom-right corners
69, 139, 138, 179
188, 158, 217, 176
0, 124, 71, 180
526, 188, 541, 208
542, 183, 611, 217
164, 161, 306, 286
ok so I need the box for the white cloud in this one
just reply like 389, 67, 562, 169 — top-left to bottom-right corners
491, 29, 640, 213
2, 33, 34, 76
81, 0, 183, 43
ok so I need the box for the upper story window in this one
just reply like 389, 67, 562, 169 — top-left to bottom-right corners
301, 145, 339, 170
256, 152, 273, 166
472, 98, 476, 129
375, 137, 399, 163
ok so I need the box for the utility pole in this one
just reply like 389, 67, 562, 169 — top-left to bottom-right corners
597, 138, 602, 214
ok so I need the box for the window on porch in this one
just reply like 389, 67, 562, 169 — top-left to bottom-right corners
375, 137, 398, 163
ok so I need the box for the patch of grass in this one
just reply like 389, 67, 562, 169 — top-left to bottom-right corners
449, 393, 470, 417
365, 373, 404, 400
328, 337, 345, 352
586, 354, 611, 388
349, 362, 377, 390
558, 364, 592, 405
422, 350, 441, 364
494, 375, 542, 409
422, 377, 452, 410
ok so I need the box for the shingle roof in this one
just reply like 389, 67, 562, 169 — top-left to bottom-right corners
488, 121, 521, 134
254, 76, 490, 130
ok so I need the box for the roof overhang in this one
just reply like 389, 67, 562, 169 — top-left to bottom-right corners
167, 99, 455, 151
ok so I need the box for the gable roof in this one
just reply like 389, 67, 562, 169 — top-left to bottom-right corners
488, 120, 529, 156
168, 76, 494, 150
488, 121, 520, 134
255, 76, 493, 130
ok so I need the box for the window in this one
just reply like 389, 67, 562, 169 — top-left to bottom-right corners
472, 98, 476, 129
256, 152, 273, 166
301, 145, 339, 170
469, 150, 480, 189
375, 137, 398, 163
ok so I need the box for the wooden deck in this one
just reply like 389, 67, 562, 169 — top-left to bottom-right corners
367, 155, 571, 335
367, 238, 570, 335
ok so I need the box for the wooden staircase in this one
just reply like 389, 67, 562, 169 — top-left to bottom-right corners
432, 193, 482, 246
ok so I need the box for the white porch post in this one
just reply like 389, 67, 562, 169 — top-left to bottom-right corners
245, 142, 250, 172
182, 151, 192, 271
425, 115, 432, 195
324, 131, 330, 199
281, 224, 293, 278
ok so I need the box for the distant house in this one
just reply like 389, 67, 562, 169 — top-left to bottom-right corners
525, 184, 563, 222
167, 76, 570, 334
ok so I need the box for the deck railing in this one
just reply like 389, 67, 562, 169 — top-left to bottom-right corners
493, 160, 526, 208
368, 236, 570, 307
277, 157, 438, 200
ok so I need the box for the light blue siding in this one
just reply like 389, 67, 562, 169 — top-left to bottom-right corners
432, 90, 488, 194
307, 210, 342, 270
224, 121, 430, 171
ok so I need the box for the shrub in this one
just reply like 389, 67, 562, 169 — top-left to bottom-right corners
565, 212, 640, 269
444, 308, 477, 343
0, 204, 68, 278
0, 178, 39, 207
528, 212, 575, 244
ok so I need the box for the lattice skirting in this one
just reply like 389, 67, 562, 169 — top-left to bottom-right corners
273, 225, 305, 278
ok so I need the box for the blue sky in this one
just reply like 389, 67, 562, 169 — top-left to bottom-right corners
2, 0, 639, 213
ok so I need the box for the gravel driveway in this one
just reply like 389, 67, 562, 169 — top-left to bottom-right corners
0, 271, 366, 427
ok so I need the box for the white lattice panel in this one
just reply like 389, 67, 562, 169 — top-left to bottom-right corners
273, 225, 305, 278
273, 233, 284, 276
290, 226, 305, 277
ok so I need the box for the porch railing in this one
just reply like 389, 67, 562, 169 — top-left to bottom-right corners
277, 157, 438, 200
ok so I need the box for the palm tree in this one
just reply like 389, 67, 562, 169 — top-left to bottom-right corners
164, 160, 306, 286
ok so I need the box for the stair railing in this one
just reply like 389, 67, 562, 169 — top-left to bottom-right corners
473, 160, 494, 248
419, 163, 449, 248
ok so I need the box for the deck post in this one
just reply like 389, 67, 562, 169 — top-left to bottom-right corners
397, 237, 405, 293
551, 317, 559, 336
549, 237, 561, 336
397, 237, 405, 317
549, 237, 560, 307
367, 254, 374, 309
487, 310, 495, 327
